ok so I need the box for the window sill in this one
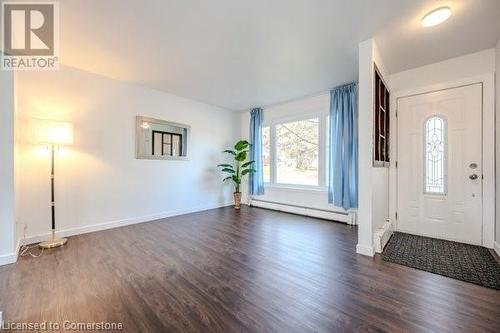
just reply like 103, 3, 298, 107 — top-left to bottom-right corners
264, 183, 328, 193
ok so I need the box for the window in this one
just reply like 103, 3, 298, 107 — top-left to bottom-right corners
373, 65, 390, 166
424, 116, 446, 194
152, 130, 182, 157
262, 126, 271, 183
276, 118, 319, 185
263, 113, 327, 188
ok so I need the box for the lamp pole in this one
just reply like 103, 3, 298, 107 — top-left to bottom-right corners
51, 144, 55, 230
39, 144, 67, 249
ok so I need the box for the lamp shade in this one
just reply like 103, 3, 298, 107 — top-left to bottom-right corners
35, 119, 74, 145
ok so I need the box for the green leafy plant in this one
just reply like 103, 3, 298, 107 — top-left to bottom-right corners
217, 140, 256, 193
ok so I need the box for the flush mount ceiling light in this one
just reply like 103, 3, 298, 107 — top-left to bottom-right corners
421, 7, 452, 27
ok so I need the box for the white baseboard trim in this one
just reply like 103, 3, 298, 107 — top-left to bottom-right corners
494, 241, 500, 257
250, 199, 349, 223
0, 252, 17, 266
0, 239, 22, 267
356, 243, 375, 257
17, 202, 233, 248
374, 219, 394, 253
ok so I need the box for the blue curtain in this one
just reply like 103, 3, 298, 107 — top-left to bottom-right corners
329, 83, 358, 209
249, 108, 264, 195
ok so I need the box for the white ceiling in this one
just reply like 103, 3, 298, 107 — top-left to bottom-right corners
57, 0, 500, 110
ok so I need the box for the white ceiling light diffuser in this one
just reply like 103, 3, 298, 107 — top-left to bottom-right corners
421, 7, 452, 27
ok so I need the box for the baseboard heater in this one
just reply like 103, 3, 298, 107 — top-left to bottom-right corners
250, 199, 354, 224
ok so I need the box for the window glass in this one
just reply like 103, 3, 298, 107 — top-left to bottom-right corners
172, 135, 181, 156
276, 118, 319, 185
153, 132, 162, 157
153, 131, 183, 157
262, 126, 271, 183
425, 116, 446, 194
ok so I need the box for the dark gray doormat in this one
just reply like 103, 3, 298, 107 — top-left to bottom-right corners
382, 232, 500, 290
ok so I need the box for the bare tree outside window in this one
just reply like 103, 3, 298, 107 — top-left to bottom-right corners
276, 118, 319, 185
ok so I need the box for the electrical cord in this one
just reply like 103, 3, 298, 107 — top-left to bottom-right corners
19, 243, 44, 258
19, 226, 44, 258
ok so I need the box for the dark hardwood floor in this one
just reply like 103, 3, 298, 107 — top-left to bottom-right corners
1, 206, 499, 332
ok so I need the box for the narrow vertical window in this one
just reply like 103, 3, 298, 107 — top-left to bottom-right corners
424, 116, 446, 194
262, 126, 271, 183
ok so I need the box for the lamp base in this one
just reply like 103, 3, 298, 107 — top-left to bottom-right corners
39, 231, 67, 249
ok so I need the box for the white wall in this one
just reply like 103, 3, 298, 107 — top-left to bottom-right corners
240, 93, 346, 215
390, 49, 495, 91
496, 39, 500, 249
356, 39, 390, 256
14, 66, 239, 244
389, 48, 496, 249
0, 69, 16, 264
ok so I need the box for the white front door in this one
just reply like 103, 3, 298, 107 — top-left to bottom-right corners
397, 84, 482, 245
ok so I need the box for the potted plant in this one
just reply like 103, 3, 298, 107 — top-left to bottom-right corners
217, 140, 256, 209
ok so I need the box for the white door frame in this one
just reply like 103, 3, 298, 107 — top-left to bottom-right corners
389, 73, 495, 248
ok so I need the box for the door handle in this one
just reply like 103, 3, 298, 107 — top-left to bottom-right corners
469, 174, 479, 180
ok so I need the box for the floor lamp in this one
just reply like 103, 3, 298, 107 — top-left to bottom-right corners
35, 119, 74, 249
